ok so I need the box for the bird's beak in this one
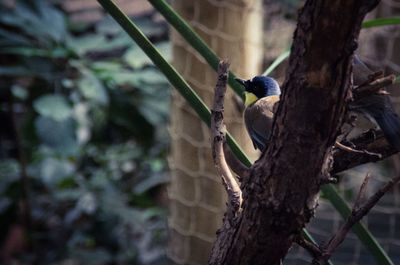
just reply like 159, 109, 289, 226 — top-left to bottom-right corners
235, 78, 247, 87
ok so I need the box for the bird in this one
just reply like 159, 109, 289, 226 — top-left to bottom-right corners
236, 56, 400, 153
350, 55, 400, 151
235, 76, 281, 151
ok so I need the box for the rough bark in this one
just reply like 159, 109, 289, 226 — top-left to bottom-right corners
209, 0, 380, 264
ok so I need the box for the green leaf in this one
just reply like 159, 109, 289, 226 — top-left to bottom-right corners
35, 116, 78, 154
0, 66, 32, 77
37, 157, 75, 186
35, 0, 67, 43
0, 0, 66, 45
33, 94, 72, 121
124, 42, 171, 69
0, 28, 32, 46
124, 43, 153, 68
134, 17, 167, 38
67, 33, 130, 56
69, 248, 112, 265
11, 85, 28, 100
78, 70, 109, 105
0, 159, 20, 179
138, 96, 169, 125
133, 173, 169, 194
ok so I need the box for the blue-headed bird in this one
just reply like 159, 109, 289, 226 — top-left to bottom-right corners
350, 55, 400, 151
236, 56, 400, 153
235, 76, 281, 152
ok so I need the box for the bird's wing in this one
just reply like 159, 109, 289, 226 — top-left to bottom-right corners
351, 56, 400, 150
351, 95, 400, 151
244, 96, 279, 151
353, 55, 374, 86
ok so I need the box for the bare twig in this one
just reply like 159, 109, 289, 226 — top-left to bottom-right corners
313, 173, 400, 265
356, 70, 384, 87
211, 61, 242, 219
333, 130, 397, 174
334, 141, 381, 158
353, 74, 395, 100
223, 142, 250, 181
353, 172, 370, 211
294, 235, 322, 258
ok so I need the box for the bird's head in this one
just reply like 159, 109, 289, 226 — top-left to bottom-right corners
235, 76, 281, 107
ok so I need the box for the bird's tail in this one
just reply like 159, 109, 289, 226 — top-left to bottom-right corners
374, 111, 400, 151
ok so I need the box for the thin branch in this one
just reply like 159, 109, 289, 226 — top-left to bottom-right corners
353, 172, 371, 211
356, 70, 384, 88
334, 141, 381, 158
353, 74, 395, 100
211, 61, 242, 219
333, 129, 397, 174
294, 235, 322, 258
313, 173, 400, 265
223, 141, 250, 181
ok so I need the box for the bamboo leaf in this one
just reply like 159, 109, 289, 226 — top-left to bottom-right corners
362, 17, 400, 28
148, 0, 244, 97
262, 49, 290, 76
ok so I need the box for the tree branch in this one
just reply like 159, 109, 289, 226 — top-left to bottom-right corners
294, 234, 322, 259
211, 60, 242, 219
353, 74, 396, 100
223, 141, 250, 180
333, 130, 396, 174
313, 173, 400, 264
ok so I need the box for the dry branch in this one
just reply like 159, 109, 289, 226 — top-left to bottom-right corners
313, 173, 400, 265
211, 61, 242, 219
332, 130, 396, 174
223, 141, 250, 180
353, 74, 396, 100
294, 235, 322, 258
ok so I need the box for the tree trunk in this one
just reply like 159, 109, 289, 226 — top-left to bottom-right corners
168, 0, 263, 264
209, 0, 380, 264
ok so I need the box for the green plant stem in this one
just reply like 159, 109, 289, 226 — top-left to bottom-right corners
362, 17, 400, 28
97, 0, 250, 166
148, 0, 244, 98
262, 49, 290, 76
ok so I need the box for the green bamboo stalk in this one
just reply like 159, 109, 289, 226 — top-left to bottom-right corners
97, 0, 250, 167
362, 17, 400, 28
262, 49, 290, 76
98, 1, 393, 264
148, 0, 244, 97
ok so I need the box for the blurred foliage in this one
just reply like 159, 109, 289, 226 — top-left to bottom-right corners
0, 1, 170, 264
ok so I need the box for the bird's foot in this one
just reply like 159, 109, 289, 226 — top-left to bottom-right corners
341, 139, 356, 149
346, 113, 358, 127
364, 128, 378, 140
